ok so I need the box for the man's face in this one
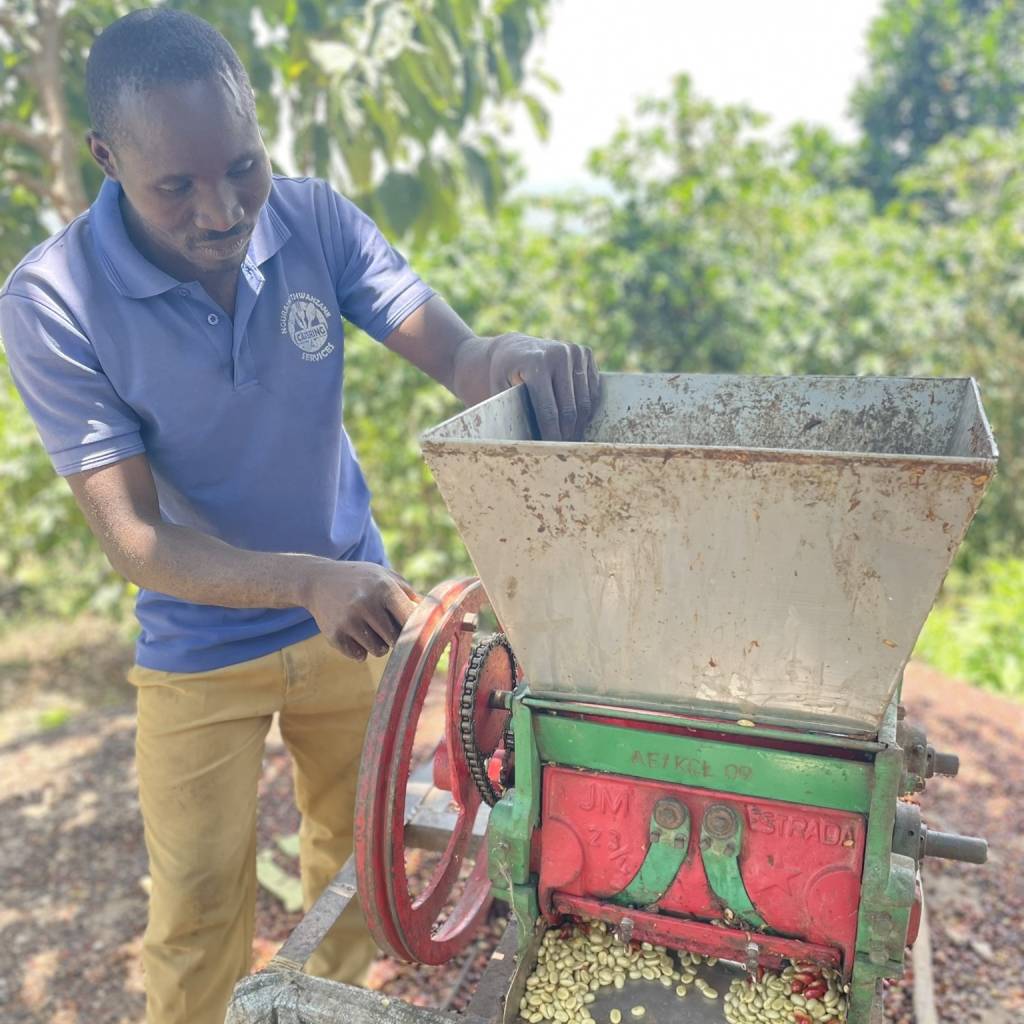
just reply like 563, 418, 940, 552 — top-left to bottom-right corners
94, 73, 272, 276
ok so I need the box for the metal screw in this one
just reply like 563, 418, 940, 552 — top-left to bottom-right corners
704, 804, 739, 841
653, 797, 687, 831
744, 940, 760, 975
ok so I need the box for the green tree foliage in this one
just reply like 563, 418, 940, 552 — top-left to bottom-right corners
916, 558, 1024, 697
0, 0, 549, 264
199, 0, 550, 241
893, 128, 1024, 554
581, 82, 799, 375
852, 0, 1024, 203
558, 77, 951, 383
0, 359, 127, 615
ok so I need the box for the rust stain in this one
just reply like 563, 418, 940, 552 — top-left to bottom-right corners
570, 375, 992, 463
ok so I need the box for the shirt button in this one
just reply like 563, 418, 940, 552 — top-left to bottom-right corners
207, 313, 220, 325
176, 287, 189, 297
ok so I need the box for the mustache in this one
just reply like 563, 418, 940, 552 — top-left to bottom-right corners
190, 224, 253, 246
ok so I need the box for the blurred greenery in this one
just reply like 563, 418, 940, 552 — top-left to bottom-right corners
916, 559, 1024, 697
0, 0, 549, 259
851, 0, 1024, 204
0, 0, 1021, 697
38, 706, 73, 731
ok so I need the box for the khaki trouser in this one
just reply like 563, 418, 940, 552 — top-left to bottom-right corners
127, 632, 385, 1024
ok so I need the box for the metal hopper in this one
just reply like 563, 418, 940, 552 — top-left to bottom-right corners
420, 374, 997, 737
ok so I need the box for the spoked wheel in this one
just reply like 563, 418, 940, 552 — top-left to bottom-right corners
355, 577, 505, 964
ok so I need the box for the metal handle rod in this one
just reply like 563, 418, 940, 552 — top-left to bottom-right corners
921, 826, 988, 864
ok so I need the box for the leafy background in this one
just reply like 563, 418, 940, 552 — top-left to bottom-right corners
0, 0, 1021, 699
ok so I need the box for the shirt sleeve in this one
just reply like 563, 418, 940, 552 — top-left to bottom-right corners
326, 189, 435, 342
0, 291, 146, 477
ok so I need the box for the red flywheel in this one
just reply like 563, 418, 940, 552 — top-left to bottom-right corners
354, 577, 508, 964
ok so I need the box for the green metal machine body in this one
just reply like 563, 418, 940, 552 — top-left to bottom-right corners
484, 684, 988, 1023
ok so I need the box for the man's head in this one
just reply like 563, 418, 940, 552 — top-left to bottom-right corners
86, 9, 272, 277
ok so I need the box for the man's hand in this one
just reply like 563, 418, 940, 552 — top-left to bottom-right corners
382, 297, 602, 441
487, 333, 601, 441
303, 560, 422, 661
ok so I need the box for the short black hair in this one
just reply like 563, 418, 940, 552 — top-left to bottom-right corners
86, 8, 253, 145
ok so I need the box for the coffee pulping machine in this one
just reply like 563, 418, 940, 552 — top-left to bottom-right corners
233, 373, 998, 1024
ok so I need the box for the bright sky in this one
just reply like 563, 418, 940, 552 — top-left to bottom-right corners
511, 0, 884, 192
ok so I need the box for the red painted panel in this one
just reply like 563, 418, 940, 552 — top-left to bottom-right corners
906, 874, 923, 947
538, 766, 866, 971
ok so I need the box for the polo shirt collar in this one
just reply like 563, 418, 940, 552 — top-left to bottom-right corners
248, 192, 290, 268
90, 177, 291, 300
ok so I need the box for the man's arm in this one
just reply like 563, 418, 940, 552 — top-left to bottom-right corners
66, 454, 418, 661
381, 295, 601, 441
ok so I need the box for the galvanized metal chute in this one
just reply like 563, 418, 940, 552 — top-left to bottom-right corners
420, 374, 997, 737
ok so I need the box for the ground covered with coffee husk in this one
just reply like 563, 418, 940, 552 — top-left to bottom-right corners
0, 625, 1019, 1024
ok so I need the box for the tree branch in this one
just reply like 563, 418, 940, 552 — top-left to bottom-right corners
34, 0, 58, 25
30, 0, 88, 219
0, 120, 49, 156
4, 170, 55, 203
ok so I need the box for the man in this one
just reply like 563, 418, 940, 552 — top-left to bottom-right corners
0, 9, 599, 1024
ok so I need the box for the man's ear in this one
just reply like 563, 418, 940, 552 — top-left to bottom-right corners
87, 131, 119, 180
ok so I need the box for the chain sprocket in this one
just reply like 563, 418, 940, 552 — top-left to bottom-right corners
459, 634, 517, 807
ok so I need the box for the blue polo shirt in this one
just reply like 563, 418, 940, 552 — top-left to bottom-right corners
0, 175, 435, 672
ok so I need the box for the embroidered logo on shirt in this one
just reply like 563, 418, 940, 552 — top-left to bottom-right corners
280, 292, 335, 362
